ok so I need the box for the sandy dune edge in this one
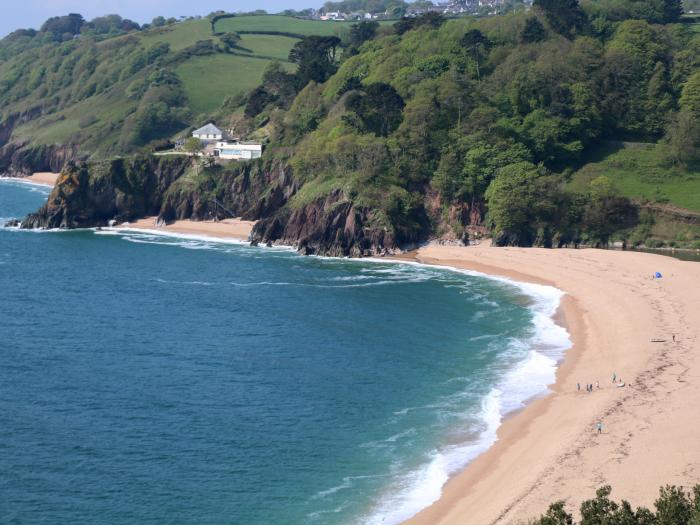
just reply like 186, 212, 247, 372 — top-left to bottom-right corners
404, 243, 700, 525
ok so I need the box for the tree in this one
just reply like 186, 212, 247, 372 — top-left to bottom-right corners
658, 0, 683, 23
41, 13, 85, 38
289, 36, 341, 87
655, 485, 692, 525
581, 485, 619, 524
183, 137, 204, 156
521, 16, 547, 43
394, 12, 445, 35
531, 501, 574, 525
434, 134, 531, 203
460, 29, 492, 81
347, 21, 379, 53
344, 82, 405, 137
680, 71, 700, 117
533, 0, 586, 37
485, 161, 543, 246
245, 86, 275, 118
86, 15, 137, 35
582, 178, 638, 246
219, 32, 241, 51
244, 61, 298, 118
666, 109, 700, 165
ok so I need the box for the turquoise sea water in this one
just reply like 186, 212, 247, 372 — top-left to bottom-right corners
0, 180, 570, 524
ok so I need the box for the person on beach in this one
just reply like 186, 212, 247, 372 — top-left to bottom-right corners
597, 421, 603, 434
673, 334, 676, 342
596, 381, 599, 389
577, 382, 581, 391
612, 372, 616, 383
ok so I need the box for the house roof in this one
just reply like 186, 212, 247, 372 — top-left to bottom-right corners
193, 123, 222, 135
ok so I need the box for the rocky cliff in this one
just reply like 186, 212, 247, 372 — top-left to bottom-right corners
18, 154, 433, 256
22, 156, 190, 229
252, 190, 406, 257
0, 142, 84, 176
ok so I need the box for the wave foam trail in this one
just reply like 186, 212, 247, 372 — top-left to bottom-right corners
359, 264, 571, 525
0, 177, 52, 195
361, 391, 502, 525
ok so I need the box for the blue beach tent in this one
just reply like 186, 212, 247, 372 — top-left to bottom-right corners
655, 272, 662, 278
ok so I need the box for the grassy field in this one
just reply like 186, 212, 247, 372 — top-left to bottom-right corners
138, 19, 213, 51
176, 54, 294, 115
235, 34, 299, 61
570, 143, 700, 212
13, 18, 302, 142
215, 15, 392, 37
3, 14, 382, 151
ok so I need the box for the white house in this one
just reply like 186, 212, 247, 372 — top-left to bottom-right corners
192, 123, 223, 142
214, 141, 263, 160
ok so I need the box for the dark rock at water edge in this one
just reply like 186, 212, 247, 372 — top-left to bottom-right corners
21, 156, 191, 229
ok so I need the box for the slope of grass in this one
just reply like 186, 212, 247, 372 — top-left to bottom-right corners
215, 15, 378, 37
235, 34, 299, 61
570, 143, 700, 212
139, 19, 213, 51
176, 54, 294, 115
12, 82, 138, 153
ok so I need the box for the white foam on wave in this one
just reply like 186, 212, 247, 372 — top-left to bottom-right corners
100, 227, 252, 247
354, 259, 571, 525
0, 177, 53, 194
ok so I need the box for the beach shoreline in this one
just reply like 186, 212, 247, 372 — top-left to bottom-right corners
8, 178, 697, 523
400, 243, 700, 525
0, 172, 61, 187
116, 217, 255, 241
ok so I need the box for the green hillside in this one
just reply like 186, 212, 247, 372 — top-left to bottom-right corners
215, 15, 366, 37
139, 19, 213, 51
571, 144, 700, 213
177, 54, 294, 115
235, 34, 300, 60
0, 16, 309, 155
4, 8, 700, 251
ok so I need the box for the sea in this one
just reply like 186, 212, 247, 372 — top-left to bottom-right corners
0, 179, 571, 524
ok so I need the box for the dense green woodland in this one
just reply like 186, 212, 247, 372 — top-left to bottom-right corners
2, 3, 700, 250
529, 484, 700, 524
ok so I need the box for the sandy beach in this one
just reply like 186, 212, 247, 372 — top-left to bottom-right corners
24, 172, 60, 186
120, 217, 255, 241
402, 243, 700, 524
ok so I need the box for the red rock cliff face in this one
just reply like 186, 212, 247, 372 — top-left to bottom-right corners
252, 189, 402, 257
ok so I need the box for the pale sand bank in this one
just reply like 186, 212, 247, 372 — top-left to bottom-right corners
404, 243, 700, 524
121, 217, 255, 241
26, 172, 60, 186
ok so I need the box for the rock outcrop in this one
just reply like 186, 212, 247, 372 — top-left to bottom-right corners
252, 189, 427, 257
159, 159, 297, 222
0, 142, 84, 176
20, 155, 430, 256
22, 156, 190, 229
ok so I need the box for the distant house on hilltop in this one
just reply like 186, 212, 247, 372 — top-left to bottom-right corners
192, 123, 223, 142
